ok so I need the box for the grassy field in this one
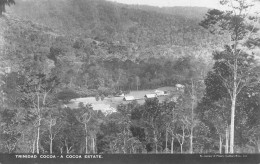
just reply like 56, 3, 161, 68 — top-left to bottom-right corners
67, 88, 174, 113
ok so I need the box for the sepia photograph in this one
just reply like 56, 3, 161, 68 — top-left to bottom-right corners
0, 0, 260, 163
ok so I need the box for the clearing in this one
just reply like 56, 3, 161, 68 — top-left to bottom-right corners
67, 87, 176, 114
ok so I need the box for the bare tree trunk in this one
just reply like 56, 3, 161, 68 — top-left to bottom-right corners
181, 125, 185, 154
65, 140, 72, 154
49, 121, 53, 154
123, 128, 126, 154
65, 140, 68, 153
229, 48, 238, 153
171, 135, 174, 154
43, 91, 49, 106
92, 137, 95, 153
84, 122, 90, 154
95, 137, 97, 154
86, 136, 88, 154
36, 118, 41, 154
230, 94, 236, 153
257, 141, 260, 153
190, 132, 193, 153
225, 126, 229, 154
29, 141, 32, 153
190, 132, 193, 154
190, 79, 195, 154
81, 114, 92, 154
35, 89, 42, 154
32, 137, 36, 153
165, 127, 168, 153
219, 135, 222, 154
171, 104, 175, 154
50, 138, 53, 154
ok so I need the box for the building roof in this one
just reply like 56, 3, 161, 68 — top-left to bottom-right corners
155, 90, 168, 96
176, 84, 185, 88
144, 94, 157, 98
155, 90, 164, 93
123, 96, 135, 101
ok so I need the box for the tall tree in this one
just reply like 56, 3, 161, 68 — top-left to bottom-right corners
142, 98, 165, 153
200, 0, 260, 153
20, 73, 59, 154
75, 103, 93, 154
201, 48, 260, 153
44, 108, 63, 154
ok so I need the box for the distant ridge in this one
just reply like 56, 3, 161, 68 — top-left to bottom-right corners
128, 5, 209, 20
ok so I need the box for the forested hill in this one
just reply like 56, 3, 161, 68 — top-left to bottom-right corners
2, 0, 226, 96
130, 5, 209, 20
9, 0, 220, 46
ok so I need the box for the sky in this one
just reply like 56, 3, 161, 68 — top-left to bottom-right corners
106, 0, 260, 12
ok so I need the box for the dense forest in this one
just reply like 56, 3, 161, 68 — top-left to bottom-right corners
0, 0, 260, 154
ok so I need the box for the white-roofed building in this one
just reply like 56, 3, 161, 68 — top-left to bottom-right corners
155, 90, 164, 96
176, 84, 185, 92
144, 94, 157, 99
123, 96, 135, 101
176, 84, 185, 88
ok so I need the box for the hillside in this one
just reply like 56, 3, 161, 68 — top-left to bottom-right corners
8, 0, 222, 46
130, 5, 209, 20
6, 0, 227, 61
2, 0, 228, 97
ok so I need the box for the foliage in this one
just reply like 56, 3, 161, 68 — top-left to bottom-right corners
56, 89, 79, 103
